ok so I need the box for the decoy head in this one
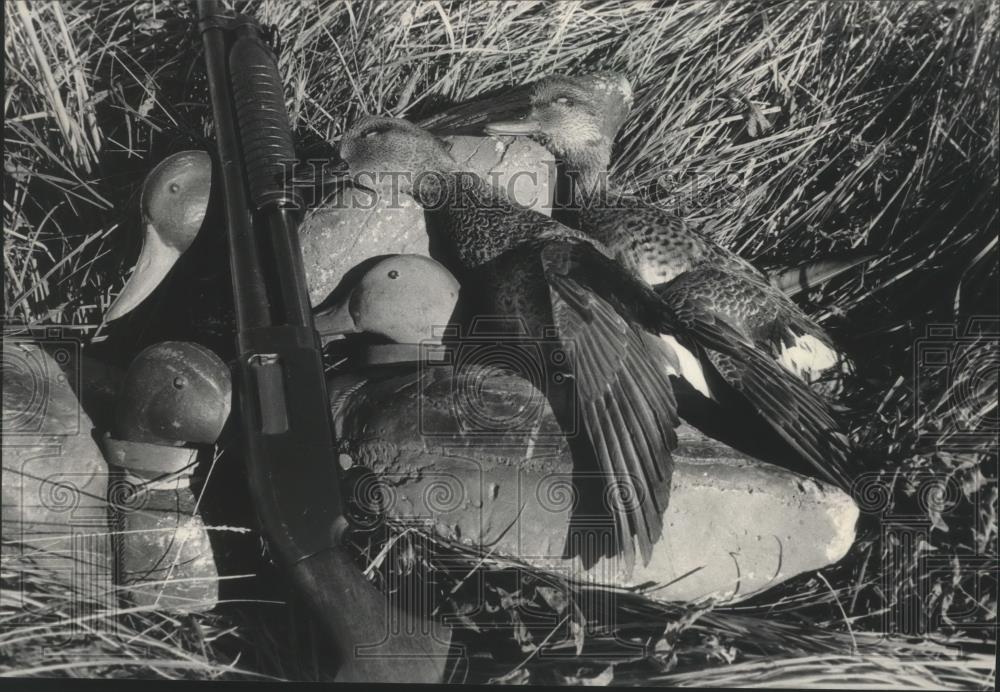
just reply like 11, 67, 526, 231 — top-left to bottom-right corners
338, 116, 459, 198
481, 71, 634, 170
314, 254, 460, 346
105, 150, 212, 322
114, 340, 231, 445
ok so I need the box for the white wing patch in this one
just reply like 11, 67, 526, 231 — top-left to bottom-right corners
660, 334, 711, 398
639, 263, 663, 287
778, 332, 838, 382
638, 260, 681, 288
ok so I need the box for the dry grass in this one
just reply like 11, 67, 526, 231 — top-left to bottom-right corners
3, 0, 997, 685
0, 541, 268, 680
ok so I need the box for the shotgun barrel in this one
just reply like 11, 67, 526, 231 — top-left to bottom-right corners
195, 0, 452, 681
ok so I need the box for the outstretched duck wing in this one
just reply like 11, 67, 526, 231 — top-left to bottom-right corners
656, 270, 852, 489
539, 240, 679, 570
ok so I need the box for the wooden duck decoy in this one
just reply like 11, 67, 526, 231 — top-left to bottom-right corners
333, 117, 852, 573
100, 340, 231, 612
317, 254, 860, 602
91, 150, 235, 365
418, 72, 857, 389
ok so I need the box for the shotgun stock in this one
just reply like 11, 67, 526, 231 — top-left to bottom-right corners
195, 1, 452, 681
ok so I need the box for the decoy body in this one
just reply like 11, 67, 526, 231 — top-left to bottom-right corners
419, 72, 847, 389
334, 117, 851, 571
317, 254, 860, 600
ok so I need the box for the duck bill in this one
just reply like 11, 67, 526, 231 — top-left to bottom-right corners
416, 84, 536, 136
313, 299, 358, 340
320, 156, 351, 186
105, 225, 183, 322
483, 119, 542, 137
767, 253, 877, 298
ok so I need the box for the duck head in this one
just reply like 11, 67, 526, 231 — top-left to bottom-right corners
314, 254, 460, 361
105, 151, 212, 322
477, 72, 634, 178
338, 116, 459, 200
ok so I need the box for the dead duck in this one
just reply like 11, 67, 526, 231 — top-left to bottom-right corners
420, 72, 850, 389
420, 84, 870, 301
334, 116, 852, 571
315, 253, 860, 600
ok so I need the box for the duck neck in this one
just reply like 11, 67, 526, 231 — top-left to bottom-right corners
414, 170, 536, 270
409, 167, 486, 208
553, 142, 613, 220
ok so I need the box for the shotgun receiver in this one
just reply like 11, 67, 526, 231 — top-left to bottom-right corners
195, 1, 452, 681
